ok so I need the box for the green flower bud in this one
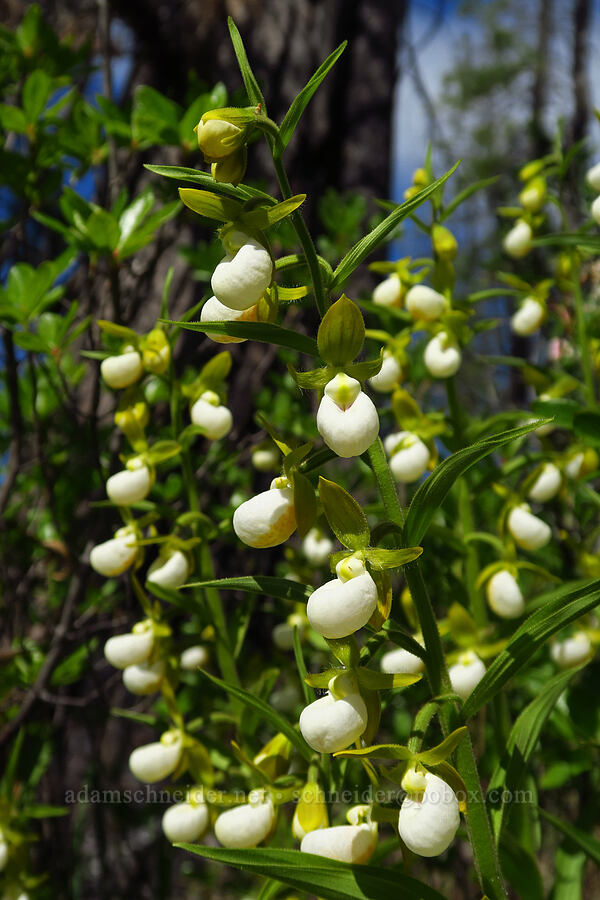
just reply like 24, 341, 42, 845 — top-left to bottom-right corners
211, 145, 247, 186
432, 224, 458, 261
195, 118, 244, 162
141, 329, 170, 374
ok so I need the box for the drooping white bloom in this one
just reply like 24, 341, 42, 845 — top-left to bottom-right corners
380, 646, 425, 675
214, 791, 275, 849
299, 690, 368, 754
251, 445, 280, 472
405, 284, 448, 321
123, 658, 165, 695
211, 231, 273, 310
423, 332, 462, 379
101, 350, 143, 389
302, 528, 334, 566
90, 526, 138, 577
129, 730, 183, 783
503, 220, 533, 258
586, 162, 600, 192
372, 273, 402, 307
233, 479, 296, 548
190, 390, 233, 440
106, 457, 152, 506
511, 297, 545, 337
307, 556, 378, 639
385, 431, 430, 484
565, 452, 584, 480
368, 352, 402, 393
507, 503, 551, 551
162, 791, 209, 843
316, 374, 379, 458
301, 814, 377, 864
550, 632, 593, 668
200, 294, 258, 343
449, 650, 486, 700
180, 645, 210, 670
592, 195, 600, 226
147, 548, 191, 589
528, 462, 562, 503
486, 570, 524, 619
104, 622, 154, 669
398, 771, 460, 857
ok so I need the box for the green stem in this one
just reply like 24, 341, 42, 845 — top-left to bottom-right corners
459, 479, 487, 627
572, 257, 595, 406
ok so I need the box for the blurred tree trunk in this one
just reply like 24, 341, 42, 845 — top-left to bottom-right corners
530, 0, 552, 159
570, 0, 591, 147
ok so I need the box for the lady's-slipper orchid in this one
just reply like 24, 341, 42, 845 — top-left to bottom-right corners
593, 196, 600, 226
306, 556, 378, 639
299, 681, 368, 754
368, 351, 402, 393
507, 503, 551, 551
301, 806, 377, 863
486, 569, 524, 619
423, 332, 462, 379
141, 329, 170, 374
449, 650, 486, 700
128, 730, 183, 783
316, 373, 379, 458
123, 658, 165, 695
104, 621, 154, 669
100, 349, 143, 390
251, 444, 280, 472
90, 525, 138, 577
190, 390, 233, 440
398, 769, 460, 857
528, 462, 561, 503
372, 273, 403, 307
162, 789, 209, 843
405, 284, 448, 321
272, 613, 307, 650
550, 632, 593, 668
211, 230, 273, 310
292, 781, 328, 840
147, 548, 191, 589
380, 645, 425, 675
511, 297, 545, 337
302, 527, 334, 566
565, 452, 584, 480
384, 431, 430, 484
200, 294, 258, 343
106, 457, 152, 506
586, 162, 600, 191
180, 645, 210, 670
214, 790, 275, 849
503, 220, 533, 258
233, 478, 296, 548
519, 177, 546, 212
196, 118, 244, 160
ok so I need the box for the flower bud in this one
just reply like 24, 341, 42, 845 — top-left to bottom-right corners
586, 161, 600, 192
385, 431, 430, 484
527, 462, 561, 503
423, 332, 462, 379
233, 479, 296, 548
301, 820, 376, 863
180, 645, 210, 670
307, 557, 378, 639
196, 118, 244, 161
201, 294, 258, 343
147, 548, 191, 589
211, 231, 273, 311
302, 528, 334, 566
507, 503, 551, 551
299, 690, 368, 754
162, 792, 210, 843
368, 352, 402, 393
272, 613, 307, 650
510, 297, 545, 336
519, 177, 546, 213
90, 525, 138, 577
449, 650, 486, 700
211, 145, 247, 186
486, 570, 524, 619
190, 390, 233, 440
128, 730, 183, 783
405, 284, 448, 321
123, 658, 165, 695
564, 452, 583, 480
432, 225, 458, 260
380, 646, 425, 675
316, 374, 379, 458
372, 274, 403, 308
503, 220, 532, 258
101, 350, 143, 390
292, 780, 328, 841
106, 457, 152, 506
104, 621, 154, 669
591, 195, 600, 226
398, 771, 460, 857
251, 444, 280, 472
214, 790, 275, 849
141, 329, 170, 374
0, 834, 8, 872
550, 632, 592, 668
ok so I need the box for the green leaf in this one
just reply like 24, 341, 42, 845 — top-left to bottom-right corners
318, 477, 370, 550
293, 471, 317, 538
539, 808, 600, 865
279, 42, 347, 149
242, 195, 306, 229
179, 187, 243, 222
96, 320, 138, 342
146, 440, 181, 464
531, 398, 579, 429
197, 669, 312, 762
177, 845, 446, 900
227, 18, 266, 108
573, 410, 600, 448
363, 547, 423, 571
355, 669, 421, 691
462, 579, 600, 719
333, 744, 413, 761
498, 831, 544, 900
345, 353, 383, 382
182, 576, 312, 604
162, 319, 318, 356
22, 69, 52, 122
144, 164, 271, 201
403, 420, 547, 546
532, 232, 600, 252
416, 727, 468, 765
330, 162, 460, 289
317, 295, 365, 365
440, 176, 498, 222
86, 209, 121, 252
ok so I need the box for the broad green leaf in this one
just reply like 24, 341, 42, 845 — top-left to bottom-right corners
279, 42, 347, 149
144, 164, 272, 200
179, 187, 243, 222
197, 669, 312, 762
403, 420, 547, 546
22, 69, 52, 122
539, 808, 600, 866
162, 319, 319, 356
318, 477, 370, 550
227, 17, 266, 108
331, 162, 460, 289
317, 295, 364, 365
462, 579, 600, 718
178, 845, 446, 900
573, 410, 600, 448
183, 576, 312, 604
86, 209, 121, 252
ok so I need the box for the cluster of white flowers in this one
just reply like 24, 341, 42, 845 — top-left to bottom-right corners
586, 162, 600, 225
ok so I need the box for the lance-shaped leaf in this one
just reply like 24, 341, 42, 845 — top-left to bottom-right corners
97, 320, 139, 343
363, 546, 423, 570
144, 164, 271, 200
416, 727, 468, 765
241, 194, 306, 229
179, 187, 243, 222
279, 42, 347, 149
228, 17, 266, 109
163, 319, 319, 356
333, 744, 414, 762
539, 808, 600, 866
356, 669, 422, 691
318, 477, 370, 550
146, 440, 182, 464
317, 295, 365, 366
183, 576, 312, 604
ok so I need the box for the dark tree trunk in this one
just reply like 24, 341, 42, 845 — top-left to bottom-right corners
570, 0, 591, 146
